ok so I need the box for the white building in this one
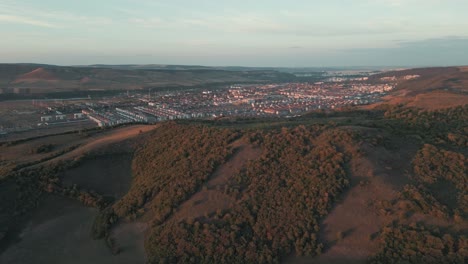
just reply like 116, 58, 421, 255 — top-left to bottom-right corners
41, 116, 53, 122
55, 114, 67, 120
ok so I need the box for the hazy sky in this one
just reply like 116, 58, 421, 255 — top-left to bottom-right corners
1, 0, 467, 67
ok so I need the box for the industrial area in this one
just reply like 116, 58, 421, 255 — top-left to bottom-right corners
0, 76, 401, 140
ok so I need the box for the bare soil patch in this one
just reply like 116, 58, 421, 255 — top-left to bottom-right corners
13, 68, 58, 83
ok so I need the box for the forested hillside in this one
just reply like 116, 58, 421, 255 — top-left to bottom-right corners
142, 125, 359, 263
107, 103, 466, 263
85, 122, 360, 262
1, 102, 467, 263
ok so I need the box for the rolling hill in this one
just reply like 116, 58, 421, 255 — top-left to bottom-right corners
366, 66, 468, 110
12, 67, 59, 84
0, 64, 296, 95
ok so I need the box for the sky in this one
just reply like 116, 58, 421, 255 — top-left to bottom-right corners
0, 0, 467, 67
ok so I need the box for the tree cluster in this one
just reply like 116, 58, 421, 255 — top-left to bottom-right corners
412, 144, 467, 219
370, 224, 467, 264
113, 123, 240, 223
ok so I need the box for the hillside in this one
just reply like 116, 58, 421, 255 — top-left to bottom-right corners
0, 64, 296, 95
367, 66, 468, 110
113, 105, 467, 263
1, 100, 466, 263
13, 67, 59, 83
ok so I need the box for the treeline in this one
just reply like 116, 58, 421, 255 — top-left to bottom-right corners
0, 144, 81, 181
145, 125, 359, 263
369, 224, 468, 264
382, 104, 468, 146
383, 104, 467, 131
7, 161, 110, 213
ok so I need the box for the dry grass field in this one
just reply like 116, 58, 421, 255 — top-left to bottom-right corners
0, 124, 159, 263
364, 67, 468, 110
0, 195, 146, 264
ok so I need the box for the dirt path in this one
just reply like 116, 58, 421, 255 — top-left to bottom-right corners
37, 125, 158, 166
171, 140, 261, 222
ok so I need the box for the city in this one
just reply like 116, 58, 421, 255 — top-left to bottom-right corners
0, 77, 397, 138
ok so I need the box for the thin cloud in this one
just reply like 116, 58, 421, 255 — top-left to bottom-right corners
396, 36, 468, 46
376, 0, 444, 7
0, 1, 113, 28
343, 36, 468, 52
128, 17, 163, 28
0, 14, 59, 28
127, 12, 405, 37
378, 0, 404, 7
337, 36, 468, 66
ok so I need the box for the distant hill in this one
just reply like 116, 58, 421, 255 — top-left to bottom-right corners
2, 63, 468, 108
12, 67, 59, 83
0, 64, 296, 95
0, 64, 48, 84
82, 64, 393, 73
367, 66, 468, 110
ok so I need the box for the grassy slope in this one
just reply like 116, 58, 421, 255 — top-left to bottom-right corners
367, 67, 468, 110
